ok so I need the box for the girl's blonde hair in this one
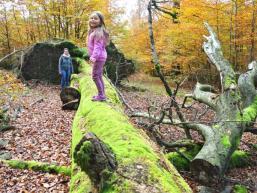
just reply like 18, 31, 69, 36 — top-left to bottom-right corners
88, 11, 110, 45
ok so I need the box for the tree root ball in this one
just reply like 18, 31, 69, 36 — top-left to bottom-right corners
60, 87, 80, 110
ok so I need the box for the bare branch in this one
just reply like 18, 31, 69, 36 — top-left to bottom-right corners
196, 106, 211, 120
182, 94, 193, 108
155, 0, 172, 3
131, 111, 213, 137
147, 0, 173, 96
0, 49, 24, 63
148, 0, 190, 138
104, 75, 134, 112
159, 139, 197, 148
151, 0, 177, 19
192, 82, 217, 110
203, 22, 235, 91
174, 76, 188, 97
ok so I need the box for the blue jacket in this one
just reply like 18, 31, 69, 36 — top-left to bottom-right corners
58, 54, 74, 74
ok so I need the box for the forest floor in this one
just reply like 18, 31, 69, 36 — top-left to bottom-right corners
0, 72, 73, 192
119, 72, 257, 193
0, 71, 256, 193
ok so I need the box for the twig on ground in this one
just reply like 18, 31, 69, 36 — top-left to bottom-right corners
30, 98, 44, 107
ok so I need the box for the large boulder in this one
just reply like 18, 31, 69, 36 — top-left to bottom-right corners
106, 41, 135, 84
0, 39, 135, 84
21, 39, 87, 84
21, 39, 135, 84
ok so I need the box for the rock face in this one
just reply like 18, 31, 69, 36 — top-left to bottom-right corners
2, 39, 134, 84
105, 41, 135, 84
21, 39, 86, 84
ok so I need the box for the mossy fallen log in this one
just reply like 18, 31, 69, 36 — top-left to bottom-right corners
69, 59, 192, 193
1, 159, 71, 176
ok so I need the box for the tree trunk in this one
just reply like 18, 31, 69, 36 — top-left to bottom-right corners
3, 7, 11, 53
215, 0, 220, 39
249, 0, 256, 62
12, 6, 23, 46
233, 0, 239, 70
43, 5, 51, 39
189, 23, 257, 184
68, 59, 192, 193
229, 4, 233, 62
147, 0, 191, 139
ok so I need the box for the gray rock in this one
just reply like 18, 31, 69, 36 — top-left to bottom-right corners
0, 151, 12, 160
0, 139, 8, 149
21, 39, 83, 84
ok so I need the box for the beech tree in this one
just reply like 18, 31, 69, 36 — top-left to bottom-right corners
143, 0, 257, 185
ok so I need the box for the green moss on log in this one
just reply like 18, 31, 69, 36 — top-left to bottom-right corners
70, 59, 192, 193
230, 150, 249, 168
239, 96, 257, 124
221, 135, 232, 148
166, 145, 201, 171
233, 185, 248, 193
166, 147, 249, 171
1, 159, 71, 176
74, 141, 93, 174
213, 124, 220, 129
224, 76, 236, 89
70, 114, 92, 193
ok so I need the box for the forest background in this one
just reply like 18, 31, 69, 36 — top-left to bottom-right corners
0, 0, 256, 81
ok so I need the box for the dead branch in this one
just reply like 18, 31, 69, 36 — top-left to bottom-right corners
30, 98, 44, 107
0, 49, 24, 64
192, 82, 217, 110
151, 0, 177, 19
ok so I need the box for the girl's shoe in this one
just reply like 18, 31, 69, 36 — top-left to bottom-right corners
91, 95, 106, 101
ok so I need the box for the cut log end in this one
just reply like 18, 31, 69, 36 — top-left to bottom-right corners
60, 87, 80, 110
62, 99, 79, 110
190, 159, 220, 185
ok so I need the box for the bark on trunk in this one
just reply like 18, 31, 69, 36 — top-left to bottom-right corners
69, 59, 192, 193
189, 23, 257, 184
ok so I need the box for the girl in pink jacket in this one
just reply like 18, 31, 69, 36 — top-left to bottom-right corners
87, 11, 109, 101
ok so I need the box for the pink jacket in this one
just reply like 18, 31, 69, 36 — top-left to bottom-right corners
87, 32, 107, 62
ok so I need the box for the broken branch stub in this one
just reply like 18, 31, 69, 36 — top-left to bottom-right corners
74, 132, 117, 189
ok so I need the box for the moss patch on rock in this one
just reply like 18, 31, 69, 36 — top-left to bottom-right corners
233, 184, 248, 193
166, 145, 201, 171
237, 96, 257, 125
166, 146, 250, 171
224, 75, 236, 89
229, 150, 249, 168
222, 135, 232, 148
